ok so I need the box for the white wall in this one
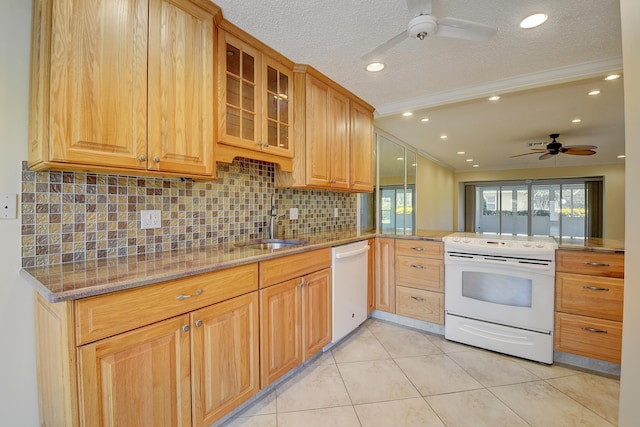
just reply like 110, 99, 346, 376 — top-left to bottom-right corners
0, 1, 39, 425
416, 155, 454, 231
618, 0, 640, 424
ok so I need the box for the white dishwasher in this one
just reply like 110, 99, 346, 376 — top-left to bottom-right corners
331, 240, 370, 344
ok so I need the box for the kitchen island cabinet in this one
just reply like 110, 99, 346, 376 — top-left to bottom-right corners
35, 263, 259, 427
29, 0, 217, 179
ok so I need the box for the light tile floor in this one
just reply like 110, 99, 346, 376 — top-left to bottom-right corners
221, 318, 620, 427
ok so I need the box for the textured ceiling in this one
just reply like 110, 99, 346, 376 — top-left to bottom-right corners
212, 0, 624, 171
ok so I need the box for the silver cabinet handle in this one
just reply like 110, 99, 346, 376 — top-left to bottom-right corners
583, 261, 610, 267
195, 320, 203, 328
411, 247, 425, 251
582, 285, 610, 291
306, 281, 311, 287
138, 155, 147, 162
182, 325, 190, 333
581, 326, 608, 334
177, 289, 203, 301
410, 264, 426, 269
298, 281, 304, 288
152, 156, 160, 163
411, 296, 426, 301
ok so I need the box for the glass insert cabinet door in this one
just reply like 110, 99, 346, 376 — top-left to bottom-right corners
262, 56, 293, 157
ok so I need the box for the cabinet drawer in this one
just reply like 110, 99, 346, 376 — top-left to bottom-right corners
395, 239, 443, 259
554, 312, 622, 364
556, 272, 624, 321
259, 248, 331, 288
396, 286, 444, 324
556, 250, 624, 278
395, 255, 443, 291
75, 263, 258, 345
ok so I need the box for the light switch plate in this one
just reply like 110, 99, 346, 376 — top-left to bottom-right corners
0, 193, 17, 219
334, 207, 339, 218
140, 210, 161, 229
289, 207, 299, 220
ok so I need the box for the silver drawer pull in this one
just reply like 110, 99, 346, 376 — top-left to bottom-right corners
582, 285, 610, 291
583, 261, 610, 267
410, 264, 426, 269
411, 296, 426, 302
581, 326, 608, 334
411, 247, 425, 251
176, 289, 203, 301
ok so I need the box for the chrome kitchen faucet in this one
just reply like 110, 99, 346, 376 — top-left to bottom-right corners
268, 194, 286, 239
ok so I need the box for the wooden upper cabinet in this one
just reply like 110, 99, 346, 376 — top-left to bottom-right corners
30, 0, 148, 171
350, 100, 375, 192
147, 0, 215, 176
217, 29, 294, 160
277, 65, 374, 192
28, 0, 217, 178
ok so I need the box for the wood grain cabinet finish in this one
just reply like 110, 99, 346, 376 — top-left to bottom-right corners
554, 250, 624, 363
368, 238, 375, 315
34, 263, 260, 427
374, 238, 395, 313
215, 27, 295, 170
29, 0, 217, 179
259, 261, 332, 388
276, 65, 374, 192
394, 239, 445, 324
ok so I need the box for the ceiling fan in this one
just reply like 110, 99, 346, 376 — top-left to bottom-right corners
361, 0, 498, 61
511, 134, 598, 160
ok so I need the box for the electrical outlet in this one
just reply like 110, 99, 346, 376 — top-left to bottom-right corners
140, 210, 161, 229
334, 207, 339, 218
289, 207, 299, 220
0, 194, 17, 219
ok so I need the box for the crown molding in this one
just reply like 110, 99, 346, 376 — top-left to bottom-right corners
374, 57, 623, 117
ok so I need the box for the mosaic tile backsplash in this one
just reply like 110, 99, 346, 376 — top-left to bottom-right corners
21, 158, 357, 267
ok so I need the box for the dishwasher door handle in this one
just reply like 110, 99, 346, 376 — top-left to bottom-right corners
335, 245, 370, 259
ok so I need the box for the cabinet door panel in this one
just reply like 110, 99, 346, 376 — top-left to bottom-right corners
305, 75, 330, 186
192, 292, 259, 426
262, 56, 294, 158
350, 101, 374, 192
374, 238, 395, 313
49, 0, 148, 169
260, 278, 302, 387
329, 89, 350, 189
148, 0, 215, 176
78, 314, 192, 427
303, 268, 332, 359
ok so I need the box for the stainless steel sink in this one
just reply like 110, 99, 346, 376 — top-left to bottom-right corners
234, 239, 308, 250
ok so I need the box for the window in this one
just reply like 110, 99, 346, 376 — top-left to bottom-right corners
465, 178, 603, 238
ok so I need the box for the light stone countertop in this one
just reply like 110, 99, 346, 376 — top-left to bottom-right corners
22, 230, 377, 303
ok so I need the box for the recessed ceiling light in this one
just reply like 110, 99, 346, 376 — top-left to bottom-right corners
440, 135, 448, 139
396, 157, 404, 161
520, 13, 548, 29
617, 155, 626, 159
587, 90, 601, 96
604, 74, 621, 81
365, 62, 385, 72
421, 118, 430, 122
402, 111, 413, 117
473, 164, 480, 168
488, 95, 501, 101
572, 118, 582, 123
466, 158, 473, 162
457, 151, 465, 155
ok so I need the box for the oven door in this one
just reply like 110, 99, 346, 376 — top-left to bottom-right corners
445, 261, 554, 333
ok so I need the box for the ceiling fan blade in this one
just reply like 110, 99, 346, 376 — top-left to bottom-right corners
436, 17, 498, 41
511, 151, 548, 158
539, 153, 554, 160
561, 145, 598, 151
563, 149, 598, 155
406, 0, 432, 17
361, 30, 409, 61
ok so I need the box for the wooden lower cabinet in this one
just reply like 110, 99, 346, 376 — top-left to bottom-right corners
78, 315, 193, 427
260, 267, 332, 388
374, 238, 395, 313
555, 312, 623, 364
396, 286, 444, 324
191, 292, 259, 426
367, 238, 375, 315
